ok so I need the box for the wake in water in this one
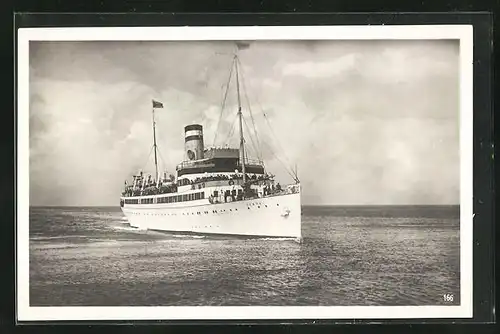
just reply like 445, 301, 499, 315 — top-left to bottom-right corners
110, 223, 207, 239
110, 223, 296, 242
111, 225, 144, 232
250, 237, 299, 242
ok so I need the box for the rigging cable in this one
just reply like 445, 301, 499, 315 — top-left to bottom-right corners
136, 145, 155, 179
194, 52, 224, 126
222, 113, 239, 147
236, 57, 263, 161
235, 57, 296, 180
259, 102, 298, 180
212, 56, 235, 148
150, 116, 171, 179
264, 142, 297, 181
243, 117, 261, 163
157, 149, 171, 178
237, 61, 297, 180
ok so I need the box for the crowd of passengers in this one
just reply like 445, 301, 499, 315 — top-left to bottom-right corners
122, 173, 273, 197
122, 182, 177, 197
188, 173, 270, 184
210, 182, 283, 203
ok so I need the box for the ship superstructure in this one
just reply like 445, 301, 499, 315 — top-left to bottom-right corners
119, 48, 301, 239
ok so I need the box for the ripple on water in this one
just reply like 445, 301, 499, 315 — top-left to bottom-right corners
29, 206, 460, 306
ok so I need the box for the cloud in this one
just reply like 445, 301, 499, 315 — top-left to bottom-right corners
28, 40, 460, 206
281, 53, 359, 78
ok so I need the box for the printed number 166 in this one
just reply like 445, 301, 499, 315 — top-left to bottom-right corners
443, 294, 454, 302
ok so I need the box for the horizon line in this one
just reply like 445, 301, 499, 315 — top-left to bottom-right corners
28, 204, 460, 208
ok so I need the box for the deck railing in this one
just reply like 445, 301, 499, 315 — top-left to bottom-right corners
176, 159, 264, 170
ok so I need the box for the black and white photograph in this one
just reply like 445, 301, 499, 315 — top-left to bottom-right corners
17, 25, 473, 321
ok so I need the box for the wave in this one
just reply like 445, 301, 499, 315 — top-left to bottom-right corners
31, 235, 87, 241
32, 243, 79, 250
87, 239, 122, 246
172, 234, 206, 239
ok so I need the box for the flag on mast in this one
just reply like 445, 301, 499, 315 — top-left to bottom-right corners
152, 99, 163, 108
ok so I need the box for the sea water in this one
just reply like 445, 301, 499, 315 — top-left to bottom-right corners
29, 205, 460, 306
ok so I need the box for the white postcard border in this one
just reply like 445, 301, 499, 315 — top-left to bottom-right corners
17, 25, 474, 321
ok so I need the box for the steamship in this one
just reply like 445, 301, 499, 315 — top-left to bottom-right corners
119, 49, 301, 239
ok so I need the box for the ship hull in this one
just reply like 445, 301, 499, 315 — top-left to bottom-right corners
121, 192, 301, 239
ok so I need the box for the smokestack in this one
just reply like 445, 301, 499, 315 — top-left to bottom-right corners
184, 124, 204, 161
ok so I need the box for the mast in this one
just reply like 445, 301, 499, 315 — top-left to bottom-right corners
235, 54, 246, 184
152, 107, 159, 182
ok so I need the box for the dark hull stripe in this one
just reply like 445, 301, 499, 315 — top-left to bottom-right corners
184, 124, 203, 131
185, 135, 203, 142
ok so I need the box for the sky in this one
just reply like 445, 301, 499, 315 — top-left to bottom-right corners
28, 39, 460, 206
